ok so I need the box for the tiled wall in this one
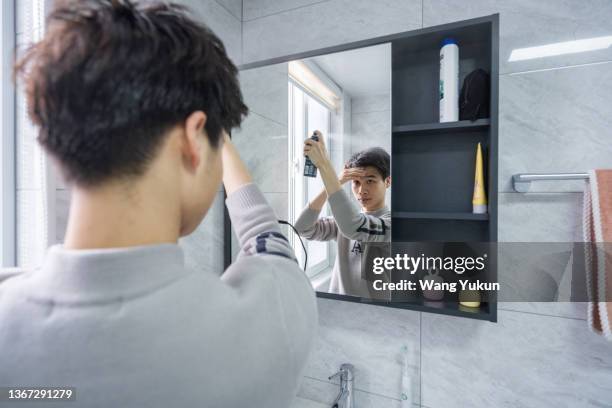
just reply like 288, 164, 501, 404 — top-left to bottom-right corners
232, 62, 290, 237
350, 94, 391, 156
350, 94, 392, 211
241, 0, 612, 407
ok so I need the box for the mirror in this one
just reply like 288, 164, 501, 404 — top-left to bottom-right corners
231, 16, 499, 322
233, 43, 392, 301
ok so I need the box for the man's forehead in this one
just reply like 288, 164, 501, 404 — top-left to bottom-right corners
354, 166, 379, 178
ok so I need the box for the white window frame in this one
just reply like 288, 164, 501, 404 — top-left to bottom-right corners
1, 0, 16, 267
14, 0, 54, 268
288, 80, 333, 278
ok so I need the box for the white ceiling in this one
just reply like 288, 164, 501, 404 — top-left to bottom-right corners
308, 43, 391, 97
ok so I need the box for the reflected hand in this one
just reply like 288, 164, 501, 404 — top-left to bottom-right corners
303, 130, 330, 168
339, 167, 366, 185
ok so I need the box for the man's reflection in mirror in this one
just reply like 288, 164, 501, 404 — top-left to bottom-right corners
295, 131, 391, 298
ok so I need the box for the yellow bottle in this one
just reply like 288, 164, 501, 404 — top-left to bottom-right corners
472, 143, 487, 214
459, 289, 481, 308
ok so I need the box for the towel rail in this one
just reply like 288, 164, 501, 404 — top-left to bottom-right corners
512, 172, 589, 192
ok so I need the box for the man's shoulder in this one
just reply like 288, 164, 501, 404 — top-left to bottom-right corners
0, 268, 36, 295
0, 268, 30, 283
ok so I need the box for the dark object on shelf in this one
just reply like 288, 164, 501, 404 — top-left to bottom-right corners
459, 68, 490, 121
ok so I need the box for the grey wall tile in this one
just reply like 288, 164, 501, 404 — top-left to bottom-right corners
53, 164, 68, 190
342, 93, 353, 163
239, 63, 289, 125
351, 94, 391, 114
498, 242, 575, 301
234, 61, 288, 197
215, 0, 243, 20
263, 192, 289, 221
243, 0, 328, 21
232, 112, 288, 193
291, 395, 328, 408
421, 310, 612, 408
350, 110, 391, 156
242, 0, 421, 64
498, 302, 587, 321
178, 0, 242, 65
55, 189, 70, 244
230, 228, 239, 262
179, 192, 225, 274
264, 192, 289, 236
498, 193, 582, 242
497, 246, 590, 319
498, 193, 588, 319
349, 94, 392, 192
499, 62, 612, 193
304, 298, 421, 404
423, 0, 612, 74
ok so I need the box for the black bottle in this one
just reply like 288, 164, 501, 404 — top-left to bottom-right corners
303, 133, 319, 178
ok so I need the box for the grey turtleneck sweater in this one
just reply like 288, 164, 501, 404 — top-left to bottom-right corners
0, 183, 317, 408
294, 188, 391, 299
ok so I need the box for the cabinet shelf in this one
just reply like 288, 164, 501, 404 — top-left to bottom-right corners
393, 211, 489, 221
392, 118, 490, 135
393, 299, 493, 321
389, 14, 498, 321
318, 292, 495, 321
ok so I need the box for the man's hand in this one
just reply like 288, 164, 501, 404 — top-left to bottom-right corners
339, 167, 366, 185
303, 130, 344, 196
221, 129, 253, 195
303, 130, 331, 168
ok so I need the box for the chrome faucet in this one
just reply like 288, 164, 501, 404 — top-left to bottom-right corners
328, 363, 355, 408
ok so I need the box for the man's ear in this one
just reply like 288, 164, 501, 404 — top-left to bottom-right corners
182, 111, 208, 171
385, 176, 391, 188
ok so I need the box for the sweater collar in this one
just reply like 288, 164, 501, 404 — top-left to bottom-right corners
22, 243, 189, 304
364, 205, 389, 216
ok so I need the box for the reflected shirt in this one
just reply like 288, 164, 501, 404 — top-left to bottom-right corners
295, 188, 391, 298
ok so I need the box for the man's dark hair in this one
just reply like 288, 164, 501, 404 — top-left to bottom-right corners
14, 0, 248, 186
345, 147, 390, 179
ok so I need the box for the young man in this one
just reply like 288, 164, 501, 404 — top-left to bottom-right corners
295, 131, 391, 298
0, 1, 317, 407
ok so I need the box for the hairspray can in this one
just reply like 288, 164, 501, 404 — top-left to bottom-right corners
303, 133, 319, 177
